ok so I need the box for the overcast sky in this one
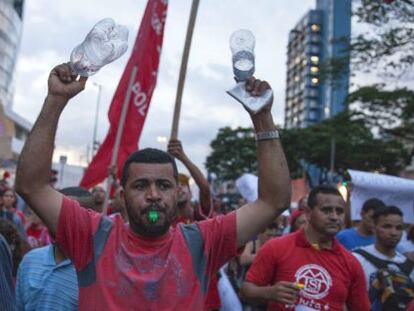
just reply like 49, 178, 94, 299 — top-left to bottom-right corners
13, 0, 323, 175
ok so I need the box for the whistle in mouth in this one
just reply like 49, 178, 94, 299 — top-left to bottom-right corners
148, 211, 159, 223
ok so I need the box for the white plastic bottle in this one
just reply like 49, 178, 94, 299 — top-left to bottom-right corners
229, 29, 255, 81
70, 18, 129, 77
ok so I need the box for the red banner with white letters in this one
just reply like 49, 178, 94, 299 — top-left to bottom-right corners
80, 0, 168, 189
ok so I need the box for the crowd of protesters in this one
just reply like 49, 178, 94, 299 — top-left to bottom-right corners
0, 63, 413, 311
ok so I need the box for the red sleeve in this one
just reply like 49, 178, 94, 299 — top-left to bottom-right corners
56, 196, 102, 271
245, 240, 277, 286
346, 256, 371, 311
198, 211, 237, 275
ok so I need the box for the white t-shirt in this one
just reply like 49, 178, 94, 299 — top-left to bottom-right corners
397, 239, 414, 254
353, 244, 414, 288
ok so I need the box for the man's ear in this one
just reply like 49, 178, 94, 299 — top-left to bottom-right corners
304, 206, 312, 221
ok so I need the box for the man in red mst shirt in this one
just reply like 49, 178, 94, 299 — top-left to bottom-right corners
241, 185, 370, 311
15, 63, 291, 310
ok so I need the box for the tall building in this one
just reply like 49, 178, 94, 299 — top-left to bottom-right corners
284, 0, 351, 129
0, 0, 23, 108
0, 0, 31, 163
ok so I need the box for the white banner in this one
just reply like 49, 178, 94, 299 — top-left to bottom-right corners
348, 170, 414, 223
218, 267, 242, 311
235, 173, 258, 203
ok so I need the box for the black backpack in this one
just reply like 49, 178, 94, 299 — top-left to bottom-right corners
354, 248, 414, 311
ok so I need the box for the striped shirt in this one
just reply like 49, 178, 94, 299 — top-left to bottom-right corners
0, 234, 15, 311
15, 245, 78, 311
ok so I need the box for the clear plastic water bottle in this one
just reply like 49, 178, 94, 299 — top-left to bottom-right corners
70, 18, 129, 77
230, 29, 255, 81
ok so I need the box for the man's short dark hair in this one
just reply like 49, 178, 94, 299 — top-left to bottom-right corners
373, 205, 403, 224
121, 148, 178, 187
60, 186, 95, 210
361, 198, 385, 214
307, 184, 342, 209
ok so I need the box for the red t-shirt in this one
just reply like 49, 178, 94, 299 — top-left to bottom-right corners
171, 214, 221, 310
56, 196, 237, 310
245, 229, 370, 311
26, 224, 51, 248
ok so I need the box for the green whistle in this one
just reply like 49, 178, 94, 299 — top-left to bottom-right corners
148, 211, 159, 223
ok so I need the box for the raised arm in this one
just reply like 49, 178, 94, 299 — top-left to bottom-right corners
167, 139, 212, 218
15, 64, 87, 235
236, 78, 291, 247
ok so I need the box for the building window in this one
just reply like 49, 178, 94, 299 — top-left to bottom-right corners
306, 88, 318, 97
310, 56, 319, 64
311, 24, 320, 32
309, 100, 318, 108
310, 66, 319, 74
308, 111, 317, 120
310, 46, 319, 54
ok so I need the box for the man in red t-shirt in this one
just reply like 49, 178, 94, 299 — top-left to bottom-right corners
15, 63, 291, 310
241, 185, 370, 311
167, 140, 220, 310
168, 139, 213, 222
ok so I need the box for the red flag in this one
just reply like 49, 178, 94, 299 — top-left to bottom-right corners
80, 0, 168, 189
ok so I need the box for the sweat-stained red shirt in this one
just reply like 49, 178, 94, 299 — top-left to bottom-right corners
56, 196, 237, 310
245, 228, 370, 311
172, 214, 221, 311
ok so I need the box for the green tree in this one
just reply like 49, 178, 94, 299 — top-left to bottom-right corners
206, 127, 257, 181
301, 112, 410, 175
206, 113, 410, 182
347, 85, 414, 143
352, 0, 414, 77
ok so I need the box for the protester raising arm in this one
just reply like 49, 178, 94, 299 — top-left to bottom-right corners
15, 64, 87, 235
235, 77, 291, 247
167, 139, 212, 218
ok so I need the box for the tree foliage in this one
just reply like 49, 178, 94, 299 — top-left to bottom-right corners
206, 113, 410, 182
352, 0, 414, 77
296, 112, 411, 175
206, 127, 257, 181
347, 85, 414, 143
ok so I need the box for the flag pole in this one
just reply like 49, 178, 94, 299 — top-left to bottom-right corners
170, 0, 200, 139
103, 66, 138, 213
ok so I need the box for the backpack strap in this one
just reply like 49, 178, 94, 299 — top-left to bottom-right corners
355, 248, 414, 275
398, 258, 414, 275
354, 248, 389, 270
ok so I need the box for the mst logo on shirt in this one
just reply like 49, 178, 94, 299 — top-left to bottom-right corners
295, 264, 332, 299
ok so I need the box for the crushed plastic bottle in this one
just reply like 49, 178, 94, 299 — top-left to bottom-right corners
229, 29, 255, 81
70, 18, 129, 77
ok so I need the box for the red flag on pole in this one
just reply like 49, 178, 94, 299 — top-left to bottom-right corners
80, 0, 168, 189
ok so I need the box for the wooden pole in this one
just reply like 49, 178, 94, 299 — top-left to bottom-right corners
103, 66, 138, 214
170, 0, 200, 139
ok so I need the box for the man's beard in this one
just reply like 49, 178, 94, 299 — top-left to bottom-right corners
127, 202, 177, 237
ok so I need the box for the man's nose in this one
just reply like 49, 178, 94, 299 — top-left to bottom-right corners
146, 184, 161, 201
390, 227, 400, 236
329, 211, 340, 221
